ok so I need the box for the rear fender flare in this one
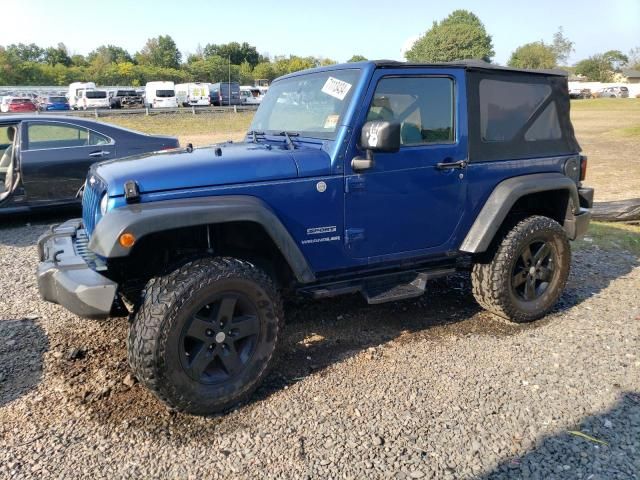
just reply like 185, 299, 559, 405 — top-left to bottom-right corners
460, 173, 580, 253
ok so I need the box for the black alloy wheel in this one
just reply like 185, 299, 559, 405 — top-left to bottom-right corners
179, 294, 260, 384
511, 240, 557, 301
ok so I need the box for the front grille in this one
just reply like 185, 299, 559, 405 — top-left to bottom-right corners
75, 229, 108, 271
81, 175, 105, 237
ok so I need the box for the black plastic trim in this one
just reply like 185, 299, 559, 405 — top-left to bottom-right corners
578, 187, 594, 209
37, 219, 117, 319
460, 173, 583, 253
88, 195, 316, 283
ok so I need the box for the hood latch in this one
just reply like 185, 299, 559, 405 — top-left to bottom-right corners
124, 180, 141, 203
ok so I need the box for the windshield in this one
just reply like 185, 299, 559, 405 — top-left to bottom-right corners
250, 69, 361, 140
118, 90, 137, 96
49, 96, 67, 103
11, 98, 31, 103
86, 91, 107, 99
156, 90, 175, 98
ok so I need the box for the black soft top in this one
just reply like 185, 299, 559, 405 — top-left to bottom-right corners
373, 59, 569, 77
370, 59, 579, 161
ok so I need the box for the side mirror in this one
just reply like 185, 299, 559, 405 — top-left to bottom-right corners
352, 121, 401, 171
361, 121, 401, 152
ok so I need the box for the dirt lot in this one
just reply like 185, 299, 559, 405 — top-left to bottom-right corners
570, 99, 640, 202
1, 100, 639, 479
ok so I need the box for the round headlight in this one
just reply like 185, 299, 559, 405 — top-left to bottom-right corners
100, 193, 109, 215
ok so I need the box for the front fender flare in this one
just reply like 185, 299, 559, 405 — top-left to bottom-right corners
460, 173, 581, 253
88, 195, 316, 283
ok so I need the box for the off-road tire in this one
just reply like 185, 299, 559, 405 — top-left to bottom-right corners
127, 257, 283, 415
471, 215, 570, 323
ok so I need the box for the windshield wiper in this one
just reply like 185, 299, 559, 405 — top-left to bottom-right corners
277, 131, 299, 150
248, 130, 265, 143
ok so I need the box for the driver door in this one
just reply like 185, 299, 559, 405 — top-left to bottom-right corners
344, 68, 468, 260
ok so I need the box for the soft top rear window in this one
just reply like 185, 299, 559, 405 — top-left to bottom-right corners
467, 70, 580, 162
479, 80, 551, 142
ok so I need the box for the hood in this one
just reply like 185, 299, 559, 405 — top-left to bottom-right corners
94, 142, 331, 197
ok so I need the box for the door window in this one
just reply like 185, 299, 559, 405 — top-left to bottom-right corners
26, 122, 89, 150
366, 77, 454, 145
88, 130, 110, 145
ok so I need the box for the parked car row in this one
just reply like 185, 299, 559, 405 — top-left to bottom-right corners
568, 85, 630, 99
148, 81, 264, 108
1, 81, 269, 114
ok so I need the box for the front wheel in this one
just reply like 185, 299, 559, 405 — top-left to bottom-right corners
471, 215, 570, 323
127, 257, 283, 414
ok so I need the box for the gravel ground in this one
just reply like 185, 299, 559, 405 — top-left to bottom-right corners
0, 214, 639, 479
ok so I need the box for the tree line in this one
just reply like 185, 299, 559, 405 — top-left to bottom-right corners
0, 37, 368, 86
404, 10, 639, 82
2, 11, 637, 86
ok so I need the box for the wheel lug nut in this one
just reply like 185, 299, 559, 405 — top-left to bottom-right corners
206, 329, 213, 336
208, 344, 214, 351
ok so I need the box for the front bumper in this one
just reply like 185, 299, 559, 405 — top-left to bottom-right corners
37, 219, 117, 319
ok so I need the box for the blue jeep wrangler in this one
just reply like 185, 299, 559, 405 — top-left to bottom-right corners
37, 61, 593, 414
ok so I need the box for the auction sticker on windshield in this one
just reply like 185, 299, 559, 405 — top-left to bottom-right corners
321, 77, 352, 101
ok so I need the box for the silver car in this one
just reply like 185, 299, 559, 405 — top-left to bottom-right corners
597, 86, 629, 98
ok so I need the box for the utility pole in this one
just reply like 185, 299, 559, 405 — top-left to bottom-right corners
228, 55, 231, 107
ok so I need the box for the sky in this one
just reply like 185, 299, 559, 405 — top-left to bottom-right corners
1, 0, 638, 65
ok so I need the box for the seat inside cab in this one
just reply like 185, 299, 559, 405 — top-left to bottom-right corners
0, 124, 18, 198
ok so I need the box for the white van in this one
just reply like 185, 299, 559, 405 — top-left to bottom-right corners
240, 86, 264, 105
145, 81, 178, 108
77, 89, 109, 110
68, 82, 96, 110
175, 82, 210, 107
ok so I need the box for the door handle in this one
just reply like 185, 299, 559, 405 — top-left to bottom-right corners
436, 160, 467, 170
89, 150, 110, 158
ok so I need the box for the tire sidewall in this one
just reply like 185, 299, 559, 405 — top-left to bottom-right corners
144, 261, 281, 413
506, 227, 569, 316
503, 220, 571, 321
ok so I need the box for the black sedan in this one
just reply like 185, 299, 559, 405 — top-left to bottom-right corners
0, 115, 179, 214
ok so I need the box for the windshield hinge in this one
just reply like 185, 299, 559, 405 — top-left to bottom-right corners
345, 228, 365, 247
345, 176, 365, 193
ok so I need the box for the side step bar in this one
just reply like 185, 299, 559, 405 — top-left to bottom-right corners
299, 268, 456, 305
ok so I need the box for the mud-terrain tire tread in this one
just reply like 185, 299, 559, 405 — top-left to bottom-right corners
471, 215, 570, 323
127, 257, 283, 414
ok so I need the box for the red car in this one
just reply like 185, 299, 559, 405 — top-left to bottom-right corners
7, 98, 37, 113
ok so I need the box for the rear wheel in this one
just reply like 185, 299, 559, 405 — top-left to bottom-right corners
471, 215, 570, 323
127, 257, 283, 414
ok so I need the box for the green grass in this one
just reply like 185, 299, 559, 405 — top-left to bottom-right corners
613, 124, 640, 138
101, 111, 254, 137
575, 221, 640, 255
570, 98, 640, 112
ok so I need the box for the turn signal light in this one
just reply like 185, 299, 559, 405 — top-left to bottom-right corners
580, 155, 588, 181
119, 232, 136, 248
